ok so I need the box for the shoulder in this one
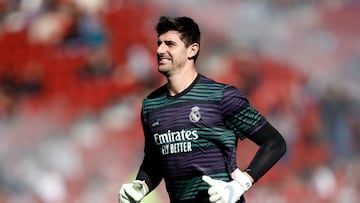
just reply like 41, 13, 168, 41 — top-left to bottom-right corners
197, 74, 231, 90
195, 75, 249, 103
145, 84, 167, 99
141, 85, 168, 115
222, 85, 246, 98
200, 75, 245, 97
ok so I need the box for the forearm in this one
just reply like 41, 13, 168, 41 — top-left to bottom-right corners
245, 122, 286, 182
136, 168, 162, 192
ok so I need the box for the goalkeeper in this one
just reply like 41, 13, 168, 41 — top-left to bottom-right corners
119, 16, 286, 203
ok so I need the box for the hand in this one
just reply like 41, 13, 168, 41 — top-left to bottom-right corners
202, 175, 245, 203
119, 180, 147, 203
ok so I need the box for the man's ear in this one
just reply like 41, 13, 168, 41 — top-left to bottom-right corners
188, 43, 200, 59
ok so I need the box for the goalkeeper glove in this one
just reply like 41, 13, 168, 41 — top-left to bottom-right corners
202, 169, 252, 203
119, 180, 147, 203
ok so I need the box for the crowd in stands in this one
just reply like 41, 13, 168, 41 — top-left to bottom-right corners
0, 0, 359, 202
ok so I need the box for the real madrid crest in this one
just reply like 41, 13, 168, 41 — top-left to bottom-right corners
189, 106, 201, 123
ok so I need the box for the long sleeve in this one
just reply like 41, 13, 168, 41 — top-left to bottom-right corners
136, 110, 163, 191
220, 85, 286, 182
245, 122, 286, 182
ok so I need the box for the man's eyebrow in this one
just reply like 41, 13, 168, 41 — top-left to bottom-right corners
157, 40, 177, 45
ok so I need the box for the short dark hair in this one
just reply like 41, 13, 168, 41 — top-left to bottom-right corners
156, 16, 201, 60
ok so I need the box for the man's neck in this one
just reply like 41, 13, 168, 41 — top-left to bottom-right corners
167, 69, 198, 96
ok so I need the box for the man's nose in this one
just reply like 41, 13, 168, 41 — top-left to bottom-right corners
157, 43, 166, 54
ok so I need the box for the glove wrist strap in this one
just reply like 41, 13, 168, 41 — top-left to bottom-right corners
133, 180, 147, 196
232, 168, 253, 191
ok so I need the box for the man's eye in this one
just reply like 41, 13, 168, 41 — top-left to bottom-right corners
165, 42, 174, 46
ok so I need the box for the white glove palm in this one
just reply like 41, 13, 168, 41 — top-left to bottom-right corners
202, 176, 244, 203
119, 180, 147, 203
203, 169, 252, 203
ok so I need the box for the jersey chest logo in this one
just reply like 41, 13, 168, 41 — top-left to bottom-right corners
189, 106, 201, 123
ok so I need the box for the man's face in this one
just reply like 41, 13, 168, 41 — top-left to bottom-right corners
156, 31, 189, 75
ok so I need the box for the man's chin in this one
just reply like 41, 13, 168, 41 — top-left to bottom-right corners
158, 66, 170, 74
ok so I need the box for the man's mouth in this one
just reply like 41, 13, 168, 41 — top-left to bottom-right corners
158, 56, 171, 64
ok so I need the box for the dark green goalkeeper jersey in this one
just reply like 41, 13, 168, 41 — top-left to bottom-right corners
137, 74, 267, 203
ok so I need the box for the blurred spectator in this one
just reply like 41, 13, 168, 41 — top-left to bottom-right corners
320, 85, 354, 161
18, 62, 44, 96
0, 68, 18, 96
61, 1, 107, 48
0, 63, 43, 96
311, 165, 337, 202
126, 44, 157, 87
0, 64, 43, 119
0, 86, 15, 119
27, 3, 71, 45
33, 171, 67, 203
0, 68, 17, 119
78, 45, 114, 79
1, 0, 43, 32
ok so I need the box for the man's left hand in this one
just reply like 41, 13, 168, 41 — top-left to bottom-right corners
202, 175, 245, 203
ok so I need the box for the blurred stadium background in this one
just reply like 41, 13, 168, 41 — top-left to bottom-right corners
0, 0, 359, 202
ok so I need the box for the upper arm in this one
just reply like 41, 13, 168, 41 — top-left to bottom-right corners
221, 86, 267, 139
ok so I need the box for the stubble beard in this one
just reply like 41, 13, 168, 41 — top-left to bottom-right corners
158, 64, 171, 77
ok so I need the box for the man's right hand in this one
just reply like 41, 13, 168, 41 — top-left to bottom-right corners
119, 180, 147, 203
